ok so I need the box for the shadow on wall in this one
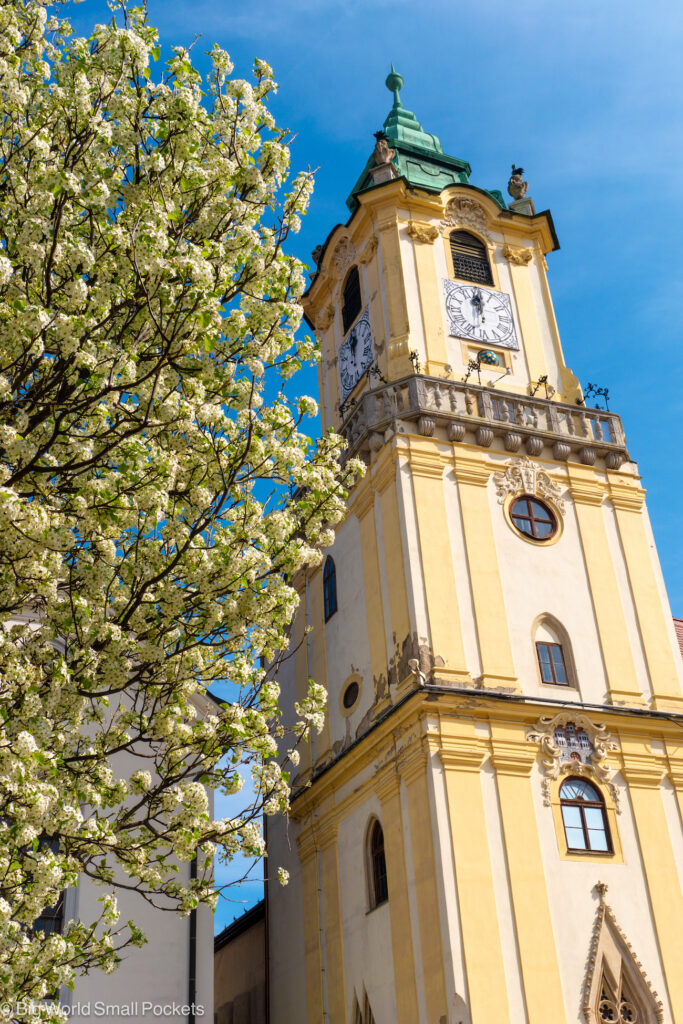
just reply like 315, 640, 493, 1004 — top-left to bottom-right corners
214, 901, 266, 1024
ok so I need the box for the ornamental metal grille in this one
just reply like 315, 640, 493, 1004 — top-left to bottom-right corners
449, 230, 493, 285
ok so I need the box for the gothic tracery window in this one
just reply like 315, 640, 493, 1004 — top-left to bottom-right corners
597, 971, 643, 1023
341, 266, 362, 333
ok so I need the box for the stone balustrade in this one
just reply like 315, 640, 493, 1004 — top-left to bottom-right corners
340, 375, 629, 469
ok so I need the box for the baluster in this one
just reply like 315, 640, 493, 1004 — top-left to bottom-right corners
465, 390, 475, 416
579, 411, 590, 438
433, 383, 443, 409
448, 385, 458, 412
593, 418, 603, 442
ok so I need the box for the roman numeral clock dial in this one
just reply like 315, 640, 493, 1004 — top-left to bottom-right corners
339, 308, 374, 399
442, 280, 519, 349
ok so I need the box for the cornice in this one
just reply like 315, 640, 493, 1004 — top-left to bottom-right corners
608, 482, 646, 513
453, 452, 492, 487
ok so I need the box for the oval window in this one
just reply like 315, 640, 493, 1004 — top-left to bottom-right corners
510, 495, 557, 541
342, 680, 360, 710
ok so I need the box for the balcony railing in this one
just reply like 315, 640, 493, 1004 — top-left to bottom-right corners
340, 375, 629, 469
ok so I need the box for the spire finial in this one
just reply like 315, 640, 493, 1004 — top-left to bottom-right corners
385, 65, 404, 109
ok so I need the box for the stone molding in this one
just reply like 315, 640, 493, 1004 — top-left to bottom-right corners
332, 236, 356, 273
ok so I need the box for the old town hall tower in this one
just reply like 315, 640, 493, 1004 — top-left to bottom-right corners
266, 70, 683, 1024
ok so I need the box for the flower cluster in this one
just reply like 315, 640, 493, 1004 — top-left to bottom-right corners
0, 1, 362, 1016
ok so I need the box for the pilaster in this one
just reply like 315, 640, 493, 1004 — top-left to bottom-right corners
400, 743, 448, 1024
567, 467, 646, 706
407, 443, 471, 686
354, 478, 390, 707
490, 722, 567, 1024
452, 452, 520, 691
609, 478, 683, 711
439, 719, 511, 1024
375, 768, 421, 1024
317, 821, 347, 1024
373, 449, 412, 673
296, 831, 324, 1024
621, 738, 683, 1022
376, 209, 412, 377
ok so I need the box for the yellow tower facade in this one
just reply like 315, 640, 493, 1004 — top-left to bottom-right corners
266, 71, 683, 1024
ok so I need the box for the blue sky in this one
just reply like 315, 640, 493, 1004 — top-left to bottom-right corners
69, 0, 683, 930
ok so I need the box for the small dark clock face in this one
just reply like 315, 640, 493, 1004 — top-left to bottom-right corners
443, 281, 518, 349
339, 309, 374, 398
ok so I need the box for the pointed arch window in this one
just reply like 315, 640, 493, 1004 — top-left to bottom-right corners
323, 556, 337, 622
560, 778, 612, 853
449, 230, 493, 286
368, 820, 388, 908
341, 266, 362, 333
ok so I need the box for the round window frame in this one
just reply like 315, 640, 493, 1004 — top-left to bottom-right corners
339, 674, 362, 717
505, 492, 562, 546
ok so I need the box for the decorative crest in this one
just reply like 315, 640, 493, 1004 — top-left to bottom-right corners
526, 712, 620, 809
333, 236, 356, 273
493, 455, 565, 513
441, 196, 489, 236
507, 164, 529, 200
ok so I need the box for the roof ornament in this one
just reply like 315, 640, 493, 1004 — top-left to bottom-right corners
507, 164, 528, 200
385, 64, 404, 109
507, 163, 535, 216
372, 131, 395, 167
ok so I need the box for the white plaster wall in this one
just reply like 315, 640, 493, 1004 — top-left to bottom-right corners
71, 860, 213, 1023
337, 796, 399, 1024
485, 460, 612, 703
323, 515, 374, 749
533, 764, 673, 1022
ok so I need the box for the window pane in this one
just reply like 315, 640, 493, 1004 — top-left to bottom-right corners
512, 515, 533, 536
534, 518, 554, 538
587, 827, 609, 852
560, 778, 600, 802
550, 645, 568, 683
537, 643, 554, 683
563, 825, 587, 850
562, 805, 582, 828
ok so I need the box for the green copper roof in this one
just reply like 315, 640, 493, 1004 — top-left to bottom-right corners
347, 68, 506, 213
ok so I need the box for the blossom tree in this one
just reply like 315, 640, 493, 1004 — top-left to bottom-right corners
0, 0, 357, 1014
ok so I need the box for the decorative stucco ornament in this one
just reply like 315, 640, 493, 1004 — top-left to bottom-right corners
333, 236, 357, 273
493, 455, 565, 513
526, 712, 620, 810
507, 164, 529, 200
502, 243, 533, 266
359, 236, 378, 264
441, 196, 489, 236
406, 221, 439, 244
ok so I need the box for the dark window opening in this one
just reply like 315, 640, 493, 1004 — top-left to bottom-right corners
342, 680, 359, 709
342, 266, 362, 334
510, 495, 557, 540
323, 556, 337, 621
449, 230, 493, 286
560, 778, 612, 853
536, 641, 569, 684
370, 821, 388, 906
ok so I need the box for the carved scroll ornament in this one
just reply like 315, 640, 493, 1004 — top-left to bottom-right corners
493, 455, 565, 513
406, 221, 439, 244
441, 197, 490, 238
333, 236, 356, 273
526, 712, 620, 810
503, 243, 533, 266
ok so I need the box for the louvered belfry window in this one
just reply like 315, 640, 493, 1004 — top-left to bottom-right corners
341, 266, 362, 333
449, 230, 493, 285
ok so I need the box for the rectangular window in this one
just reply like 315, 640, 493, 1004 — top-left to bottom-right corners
536, 641, 569, 685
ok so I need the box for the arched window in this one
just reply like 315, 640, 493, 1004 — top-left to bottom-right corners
368, 820, 388, 908
560, 778, 611, 853
449, 230, 493, 286
323, 556, 337, 621
341, 266, 362, 333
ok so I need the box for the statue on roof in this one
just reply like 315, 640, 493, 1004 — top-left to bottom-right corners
373, 131, 396, 167
508, 164, 528, 200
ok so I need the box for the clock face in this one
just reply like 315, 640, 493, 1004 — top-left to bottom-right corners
339, 308, 374, 398
442, 280, 519, 350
